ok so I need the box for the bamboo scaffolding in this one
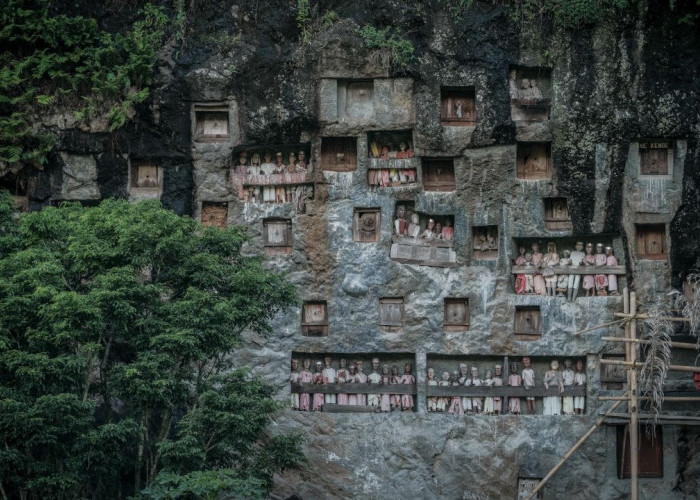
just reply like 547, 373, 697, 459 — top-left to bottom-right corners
600, 359, 700, 373
601, 337, 700, 350
524, 400, 624, 500
614, 312, 690, 322
629, 291, 639, 500
573, 318, 627, 336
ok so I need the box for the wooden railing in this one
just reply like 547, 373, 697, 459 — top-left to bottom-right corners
510, 265, 625, 276
290, 383, 417, 395
425, 385, 586, 398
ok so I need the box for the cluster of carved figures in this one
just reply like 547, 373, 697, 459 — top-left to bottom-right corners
427, 357, 586, 416
394, 206, 454, 241
234, 151, 308, 176
367, 141, 417, 189
290, 357, 416, 412
513, 241, 620, 300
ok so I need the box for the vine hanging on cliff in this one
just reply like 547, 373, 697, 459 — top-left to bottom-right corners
0, 0, 169, 171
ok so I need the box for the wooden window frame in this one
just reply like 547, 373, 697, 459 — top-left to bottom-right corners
472, 225, 499, 260
353, 208, 381, 243
543, 198, 572, 231
301, 301, 328, 337
422, 158, 456, 192
193, 104, 230, 142
516, 142, 552, 180
601, 355, 627, 390
636, 224, 666, 260
263, 218, 293, 255
321, 137, 358, 172
517, 477, 543, 499
201, 201, 228, 228
130, 160, 163, 190
639, 141, 672, 177
379, 297, 404, 333
616, 425, 663, 479
514, 306, 541, 341
444, 298, 469, 332
440, 87, 476, 126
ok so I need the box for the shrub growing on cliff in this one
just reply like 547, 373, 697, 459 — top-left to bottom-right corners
0, 0, 169, 170
0, 198, 303, 499
357, 25, 415, 71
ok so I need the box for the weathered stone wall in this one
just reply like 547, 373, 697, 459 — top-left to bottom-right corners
10, 0, 700, 498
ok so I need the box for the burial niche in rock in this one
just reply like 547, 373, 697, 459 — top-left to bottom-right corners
543, 197, 572, 231
509, 67, 552, 122
193, 103, 230, 142
601, 355, 627, 390
472, 226, 498, 260
636, 224, 666, 260
263, 218, 293, 255
379, 297, 404, 333
514, 306, 541, 341
301, 301, 328, 337
422, 158, 455, 192
321, 137, 357, 172
639, 140, 673, 177
444, 298, 469, 332
0, 171, 28, 211
390, 202, 456, 267
440, 86, 476, 126
130, 160, 163, 199
517, 142, 551, 179
201, 201, 228, 228
353, 208, 381, 242
290, 352, 417, 413
337, 79, 374, 120
517, 478, 542, 499
367, 130, 417, 189
617, 425, 663, 478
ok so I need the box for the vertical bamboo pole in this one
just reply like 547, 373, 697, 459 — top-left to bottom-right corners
629, 291, 638, 500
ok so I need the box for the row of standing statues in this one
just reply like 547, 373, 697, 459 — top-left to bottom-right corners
394, 206, 454, 241
290, 357, 416, 412
233, 151, 309, 176
513, 241, 619, 300
427, 358, 586, 416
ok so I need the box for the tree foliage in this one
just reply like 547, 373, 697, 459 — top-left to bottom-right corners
0, 0, 169, 169
0, 197, 303, 499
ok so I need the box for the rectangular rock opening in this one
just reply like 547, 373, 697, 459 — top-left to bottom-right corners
639, 140, 673, 177
426, 354, 587, 415
337, 79, 374, 120
201, 201, 228, 228
301, 301, 328, 336
193, 104, 230, 142
440, 86, 476, 126
367, 130, 417, 189
379, 297, 404, 333
290, 352, 417, 412
391, 202, 456, 267
601, 354, 627, 390
616, 425, 663, 478
0, 171, 28, 211
472, 226, 498, 260
517, 478, 542, 499
514, 306, 541, 340
444, 298, 469, 332
321, 137, 357, 172
263, 218, 293, 255
422, 158, 455, 192
636, 224, 666, 260
517, 142, 551, 179
353, 207, 381, 242
543, 197, 572, 231
509, 66, 552, 122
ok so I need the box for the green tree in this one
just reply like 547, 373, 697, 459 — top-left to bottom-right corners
0, 196, 303, 499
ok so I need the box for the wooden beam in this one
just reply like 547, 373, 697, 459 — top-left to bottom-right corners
425, 385, 586, 398
524, 400, 624, 500
601, 336, 700, 350
614, 312, 690, 322
321, 404, 379, 413
290, 383, 417, 394
599, 396, 700, 402
629, 291, 639, 500
511, 265, 625, 275
599, 359, 700, 373
573, 319, 627, 336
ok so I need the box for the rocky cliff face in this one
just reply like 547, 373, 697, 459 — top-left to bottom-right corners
9, 0, 700, 498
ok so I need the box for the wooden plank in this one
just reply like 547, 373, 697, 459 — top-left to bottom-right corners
291, 383, 416, 394
425, 385, 586, 398
322, 404, 378, 413
510, 266, 625, 275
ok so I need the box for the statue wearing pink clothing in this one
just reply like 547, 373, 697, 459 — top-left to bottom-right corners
437, 371, 450, 412
390, 365, 402, 410
508, 361, 522, 414
400, 363, 415, 411
531, 243, 546, 295
298, 359, 313, 411
312, 362, 325, 411
583, 243, 596, 296
448, 371, 464, 415
493, 365, 504, 414
336, 358, 350, 405
594, 243, 608, 295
